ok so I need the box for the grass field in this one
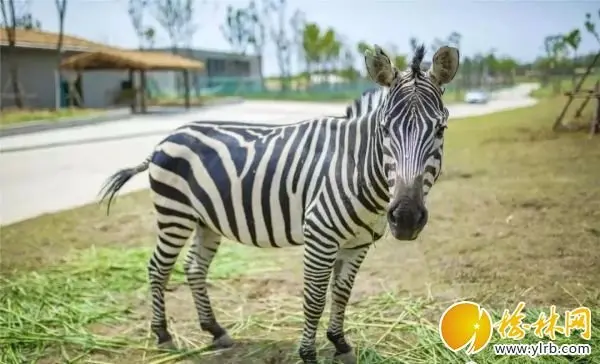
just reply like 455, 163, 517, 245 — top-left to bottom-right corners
1, 97, 600, 363
0, 107, 101, 128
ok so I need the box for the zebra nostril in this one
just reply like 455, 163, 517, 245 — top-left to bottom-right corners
415, 207, 428, 229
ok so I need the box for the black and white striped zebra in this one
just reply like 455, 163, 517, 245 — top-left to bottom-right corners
99, 44, 459, 364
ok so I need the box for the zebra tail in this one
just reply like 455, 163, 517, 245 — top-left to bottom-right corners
98, 154, 152, 215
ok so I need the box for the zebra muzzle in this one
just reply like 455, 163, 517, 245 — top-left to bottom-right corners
386, 198, 428, 241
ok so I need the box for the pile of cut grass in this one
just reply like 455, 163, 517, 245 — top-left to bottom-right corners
1, 247, 598, 363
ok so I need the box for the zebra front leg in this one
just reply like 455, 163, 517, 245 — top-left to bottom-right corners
327, 245, 370, 364
298, 236, 339, 364
149, 219, 195, 349
183, 227, 234, 349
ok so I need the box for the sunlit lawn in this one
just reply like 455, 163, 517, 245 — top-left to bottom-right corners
0, 107, 101, 128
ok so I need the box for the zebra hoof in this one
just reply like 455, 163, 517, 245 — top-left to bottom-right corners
213, 333, 234, 349
157, 340, 177, 351
333, 351, 357, 364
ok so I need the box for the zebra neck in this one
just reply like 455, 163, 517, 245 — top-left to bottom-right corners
356, 113, 389, 210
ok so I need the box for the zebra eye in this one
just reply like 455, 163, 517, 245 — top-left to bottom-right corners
435, 125, 447, 138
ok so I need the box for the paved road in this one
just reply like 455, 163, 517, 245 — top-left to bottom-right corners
0, 84, 538, 226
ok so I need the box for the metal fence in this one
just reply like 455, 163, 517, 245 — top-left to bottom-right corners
147, 74, 465, 101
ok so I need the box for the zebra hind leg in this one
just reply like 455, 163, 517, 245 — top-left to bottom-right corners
327, 245, 370, 364
184, 226, 234, 349
148, 218, 196, 350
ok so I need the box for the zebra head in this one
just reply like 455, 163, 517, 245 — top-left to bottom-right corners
364, 44, 459, 241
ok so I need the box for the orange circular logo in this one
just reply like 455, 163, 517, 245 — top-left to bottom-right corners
439, 301, 493, 355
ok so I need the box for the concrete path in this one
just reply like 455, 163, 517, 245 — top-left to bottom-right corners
0, 83, 538, 226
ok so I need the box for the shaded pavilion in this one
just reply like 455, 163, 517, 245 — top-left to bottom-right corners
60, 49, 205, 113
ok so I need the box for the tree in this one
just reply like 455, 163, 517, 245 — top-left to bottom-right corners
220, 0, 270, 86
220, 5, 251, 54
393, 54, 407, 70
408, 37, 419, 55
302, 22, 321, 80
151, 0, 197, 53
563, 29, 582, 86
151, 0, 198, 96
128, 0, 153, 49
0, 0, 27, 108
143, 27, 156, 48
356, 41, 371, 54
289, 9, 305, 78
447, 31, 461, 48
543, 35, 568, 94
446, 31, 463, 99
339, 42, 358, 81
54, 0, 67, 110
320, 27, 338, 74
584, 11, 600, 44
496, 56, 518, 86
461, 56, 474, 88
268, 0, 293, 90
247, 0, 269, 82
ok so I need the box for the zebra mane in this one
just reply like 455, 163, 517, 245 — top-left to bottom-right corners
410, 44, 426, 77
345, 87, 387, 119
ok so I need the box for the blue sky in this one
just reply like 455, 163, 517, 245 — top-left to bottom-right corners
29, 0, 600, 76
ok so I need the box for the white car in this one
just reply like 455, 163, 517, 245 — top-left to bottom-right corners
464, 89, 490, 104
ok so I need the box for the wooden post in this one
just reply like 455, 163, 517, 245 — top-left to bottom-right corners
183, 69, 190, 109
552, 51, 600, 131
591, 81, 600, 137
574, 95, 592, 118
54, 69, 61, 110
140, 70, 147, 114
129, 69, 136, 114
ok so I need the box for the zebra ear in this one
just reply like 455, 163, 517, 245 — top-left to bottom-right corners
428, 46, 460, 85
365, 45, 397, 87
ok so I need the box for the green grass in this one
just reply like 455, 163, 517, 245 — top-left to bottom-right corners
1, 97, 599, 363
0, 107, 101, 127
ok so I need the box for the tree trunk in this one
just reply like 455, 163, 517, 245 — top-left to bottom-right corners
1, 0, 23, 108
55, 0, 67, 110
9, 64, 22, 108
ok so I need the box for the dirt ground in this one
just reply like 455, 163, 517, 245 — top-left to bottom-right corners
2, 97, 599, 364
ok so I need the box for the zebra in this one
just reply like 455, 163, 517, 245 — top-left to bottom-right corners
99, 44, 459, 364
